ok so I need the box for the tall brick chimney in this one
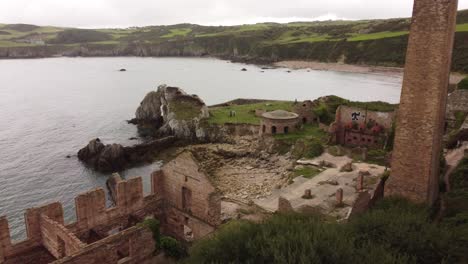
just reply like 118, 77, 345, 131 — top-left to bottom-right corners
385, 0, 458, 204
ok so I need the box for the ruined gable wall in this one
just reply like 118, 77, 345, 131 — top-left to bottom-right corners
157, 152, 221, 226
52, 226, 155, 264
40, 216, 85, 259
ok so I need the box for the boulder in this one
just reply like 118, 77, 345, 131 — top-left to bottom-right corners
340, 162, 353, 172
78, 139, 127, 172
77, 136, 176, 173
77, 138, 105, 161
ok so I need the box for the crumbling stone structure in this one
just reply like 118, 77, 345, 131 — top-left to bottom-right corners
329, 106, 395, 148
0, 152, 220, 264
260, 110, 299, 135
293, 100, 317, 125
386, 0, 458, 204
445, 89, 468, 130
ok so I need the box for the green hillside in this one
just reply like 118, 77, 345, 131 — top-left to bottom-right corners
2, 10, 468, 72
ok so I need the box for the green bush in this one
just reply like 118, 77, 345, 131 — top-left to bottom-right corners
454, 111, 468, 129
185, 198, 468, 264
350, 198, 454, 264
139, 218, 161, 245
313, 103, 334, 125
366, 149, 388, 166
306, 141, 324, 158
458, 77, 468, 90
160, 236, 186, 259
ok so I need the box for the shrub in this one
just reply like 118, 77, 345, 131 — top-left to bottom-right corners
139, 218, 161, 245
350, 198, 454, 264
313, 103, 334, 125
160, 236, 186, 259
454, 111, 468, 129
366, 149, 388, 166
305, 141, 324, 158
185, 198, 468, 264
457, 77, 468, 90
186, 212, 409, 264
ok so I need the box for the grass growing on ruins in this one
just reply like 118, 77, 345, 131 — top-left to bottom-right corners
274, 124, 328, 143
184, 198, 468, 264
208, 101, 294, 125
293, 167, 321, 179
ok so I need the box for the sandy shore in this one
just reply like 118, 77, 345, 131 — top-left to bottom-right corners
274, 60, 404, 77
274, 60, 465, 84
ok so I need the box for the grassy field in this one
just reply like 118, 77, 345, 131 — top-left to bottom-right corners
161, 28, 192, 38
347, 31, 408, 41
208, 101, 294, 125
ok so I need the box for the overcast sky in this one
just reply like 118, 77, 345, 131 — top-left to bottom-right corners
2, 0, 468, 28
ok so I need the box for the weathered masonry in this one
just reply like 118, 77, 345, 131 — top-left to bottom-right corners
329, 106, 395, 148
386, 0, 458, 204
0, 151, 221, 264
260, 110, 299, 135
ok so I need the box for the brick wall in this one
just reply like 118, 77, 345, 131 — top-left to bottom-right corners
52, 226, 154, 264
40, 216, 85, 259
293, 101, 316, 124
260, 118, 299, 135
0, 151, 221, 263
336, 106, 395, 129
330, 106, 394, 146
386, 0, 458, 204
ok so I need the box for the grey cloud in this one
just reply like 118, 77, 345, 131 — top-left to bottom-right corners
1, 0, 468, 28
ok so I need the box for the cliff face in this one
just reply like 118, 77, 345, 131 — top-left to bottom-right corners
2, 31, 468, 72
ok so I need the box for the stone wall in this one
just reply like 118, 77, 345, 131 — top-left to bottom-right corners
52, 226, 154, 264
386, 0, 458, 204
293, 100, 317, 125
446, 89, 468, 128
336, 106, 395, 129
260, 118, 299, 135
0, 151, 221, 263
330, 105, 395, 147
152, 151, 221, 241
40, 216, 85, 259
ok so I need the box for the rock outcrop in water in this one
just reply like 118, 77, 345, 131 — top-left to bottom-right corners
130, 84, 210, 141
77, 136, 176, 172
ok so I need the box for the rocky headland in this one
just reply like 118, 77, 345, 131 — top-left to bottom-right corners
78, 84, 243, 172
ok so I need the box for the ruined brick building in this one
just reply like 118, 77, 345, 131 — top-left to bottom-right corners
0, 152, 221, 264
293, 100, 317, 125
329, 106, 395, 148
260, 110, 299, 135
